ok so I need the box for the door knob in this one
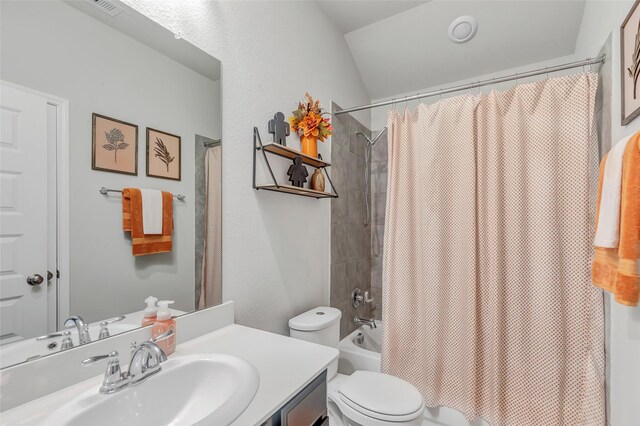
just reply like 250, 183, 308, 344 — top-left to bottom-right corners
27, 274, 44, 286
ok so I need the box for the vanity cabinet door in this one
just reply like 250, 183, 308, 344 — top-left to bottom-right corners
264, 370, 327, 426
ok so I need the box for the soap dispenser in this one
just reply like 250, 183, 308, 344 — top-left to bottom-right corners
152, 300, 176, 355
141, 296, 158, 327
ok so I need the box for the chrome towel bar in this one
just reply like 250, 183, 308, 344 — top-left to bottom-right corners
99, 187, 185, 201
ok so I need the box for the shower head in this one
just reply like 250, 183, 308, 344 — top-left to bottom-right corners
356, 127, 388, 227
356, 127, 387, 147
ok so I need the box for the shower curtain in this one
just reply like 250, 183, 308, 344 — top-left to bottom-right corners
199, 146, 222, 309
382, 73, 605, 425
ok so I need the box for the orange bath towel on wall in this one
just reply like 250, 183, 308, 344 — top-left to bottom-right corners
122, 188, 173, 256
592, 133, 640, 306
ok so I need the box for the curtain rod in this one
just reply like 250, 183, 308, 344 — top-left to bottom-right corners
334, 55, 606, 116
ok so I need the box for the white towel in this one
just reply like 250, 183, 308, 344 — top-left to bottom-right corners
594, 136, 632, 248
140, 189, 163, 235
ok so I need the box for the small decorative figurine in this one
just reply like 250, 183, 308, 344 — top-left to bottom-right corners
287, 156, 308, 188
310, 167, 325, 192
268, 112, 290, 146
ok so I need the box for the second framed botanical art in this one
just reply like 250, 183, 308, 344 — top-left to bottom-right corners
147, 128, 181, 180
621, 0, 640, 125
92, 113, 138, 175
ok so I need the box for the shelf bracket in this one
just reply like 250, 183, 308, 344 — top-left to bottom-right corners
254, 127, 279, 190
317, 153, 338, 198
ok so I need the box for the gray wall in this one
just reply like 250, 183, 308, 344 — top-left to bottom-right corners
0, 1, 220, 321
330, 103, 375, 338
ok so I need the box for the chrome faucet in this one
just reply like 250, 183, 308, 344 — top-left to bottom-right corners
128, 341, 168, 380
64, 315, 91, 345
82, 329, 173, 395
354, 315, 377, 329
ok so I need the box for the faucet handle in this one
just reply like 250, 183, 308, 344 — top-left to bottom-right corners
364, 291, 375, 303
82, 351, 124, 394
99, 315, 126, 339
103, 315, 126, 325
150, 328, 174, 343
60, 331, 74, 350
36, 332, 65, 341
82, 350, 119, 366
352, 288, 375, 308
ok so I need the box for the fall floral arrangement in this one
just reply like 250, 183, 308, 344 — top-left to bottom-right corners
289, 93, 333, 142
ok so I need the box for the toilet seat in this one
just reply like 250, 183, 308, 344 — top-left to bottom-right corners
336, 371, 424, 423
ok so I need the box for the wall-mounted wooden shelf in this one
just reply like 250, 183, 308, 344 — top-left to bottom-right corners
252, 127, 338, 200
257, 143, 331, 168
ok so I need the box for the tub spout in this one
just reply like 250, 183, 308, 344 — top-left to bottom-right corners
354, 315, 377, 329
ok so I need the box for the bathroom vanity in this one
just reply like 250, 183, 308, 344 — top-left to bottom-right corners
0, 302, 338, 425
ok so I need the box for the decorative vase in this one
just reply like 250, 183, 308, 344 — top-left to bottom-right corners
310, 167, 325, 192
300, 135, 318, 158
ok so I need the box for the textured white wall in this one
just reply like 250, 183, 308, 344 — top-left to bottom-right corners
574, 2, 640, 425
120, 0, 370, 334
0, 1, 220, 321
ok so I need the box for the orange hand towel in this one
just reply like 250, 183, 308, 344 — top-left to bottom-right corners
122, 188, 173, 256
592, 133, 640, 306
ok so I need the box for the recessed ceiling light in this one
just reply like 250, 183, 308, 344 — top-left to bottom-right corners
448, 16, 478, 43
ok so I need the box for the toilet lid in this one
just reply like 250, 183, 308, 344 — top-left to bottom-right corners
338, 371, 424, 421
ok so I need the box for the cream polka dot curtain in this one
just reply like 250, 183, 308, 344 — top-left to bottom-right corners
382, 73, 605, 426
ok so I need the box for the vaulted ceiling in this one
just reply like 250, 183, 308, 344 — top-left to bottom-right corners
317, 0, 587, 100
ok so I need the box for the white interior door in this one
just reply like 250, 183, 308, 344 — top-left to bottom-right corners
0, 83, 48, 343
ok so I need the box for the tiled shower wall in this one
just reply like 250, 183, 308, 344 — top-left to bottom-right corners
330, 103, 374, 338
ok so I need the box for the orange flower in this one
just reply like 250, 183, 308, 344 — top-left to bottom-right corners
289, 93, 333, 142
298, 113, 322, 137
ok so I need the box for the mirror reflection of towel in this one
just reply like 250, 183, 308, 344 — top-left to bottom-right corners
122, 188, 173, 256
140, 189, 163, 235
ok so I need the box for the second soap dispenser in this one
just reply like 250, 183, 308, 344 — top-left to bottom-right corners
141, 296, 158, 327
152, 300, 176, 355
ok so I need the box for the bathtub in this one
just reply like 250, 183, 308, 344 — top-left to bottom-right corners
337, 321, 491, 426
337, 320, 382, 375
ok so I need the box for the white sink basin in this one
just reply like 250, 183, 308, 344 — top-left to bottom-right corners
44, 354, 260, 426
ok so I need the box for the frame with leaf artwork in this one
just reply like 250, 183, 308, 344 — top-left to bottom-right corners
621, 0, 640, 125
146, 127, 181, 181
92, 113, 138, 175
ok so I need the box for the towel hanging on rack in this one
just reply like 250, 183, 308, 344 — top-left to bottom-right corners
592, 133, 640, 306
122, 188, 173, 256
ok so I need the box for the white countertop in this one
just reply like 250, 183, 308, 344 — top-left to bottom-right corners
0, 324, 338, 426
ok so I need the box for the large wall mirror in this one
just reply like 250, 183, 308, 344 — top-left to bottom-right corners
0, 0, 222, 369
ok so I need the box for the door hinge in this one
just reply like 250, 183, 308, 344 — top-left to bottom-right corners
56, 269, 60, 279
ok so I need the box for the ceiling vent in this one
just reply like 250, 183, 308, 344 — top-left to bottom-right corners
86, 0, 124, 17
448, 16, 478, 44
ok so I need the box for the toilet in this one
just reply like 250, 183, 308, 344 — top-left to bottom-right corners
289, 307, 424, 426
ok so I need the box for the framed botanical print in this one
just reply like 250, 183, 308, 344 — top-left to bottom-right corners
146, 128, 181, 181
621, 0, 640, 125
92, 113, 138, 175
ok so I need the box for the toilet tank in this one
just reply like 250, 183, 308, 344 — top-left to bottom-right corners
289, 307, 342, 349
